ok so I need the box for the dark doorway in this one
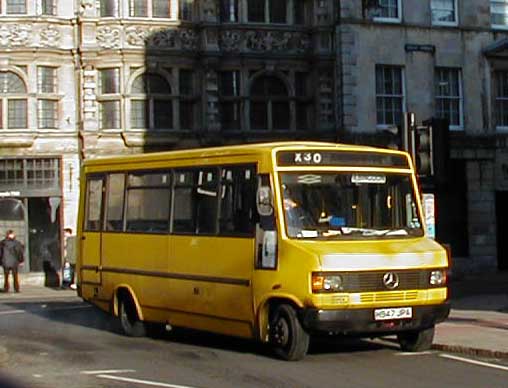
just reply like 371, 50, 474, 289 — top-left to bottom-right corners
28, 198, 61, 272
436, 159, 469, 257
496, 191, 508, 270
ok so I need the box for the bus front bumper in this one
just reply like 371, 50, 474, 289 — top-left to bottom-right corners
300, 303, 450, 335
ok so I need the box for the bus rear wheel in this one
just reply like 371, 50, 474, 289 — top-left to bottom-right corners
119, 296, 146, 337
397, 326, 435, 352
269, 304, 310, 361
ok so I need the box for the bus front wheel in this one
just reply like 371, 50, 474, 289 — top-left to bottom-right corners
119, 296, 146, 337
269, 304, 310, 361
397, 326, 435, 352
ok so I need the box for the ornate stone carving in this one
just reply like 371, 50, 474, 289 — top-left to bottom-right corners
220, 30, 242, 52
220, 30, 310, 53
97, 26, 121, 49
0, 24, 31, 47
178, 29, 198, 50
125, 26, 150, 46
81, 0, 94, 10
146, 29, 177, 48
40, 25, 61, 47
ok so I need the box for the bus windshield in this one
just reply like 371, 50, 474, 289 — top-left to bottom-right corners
280, 172, 423, 239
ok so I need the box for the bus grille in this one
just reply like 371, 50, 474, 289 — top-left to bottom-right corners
340, 270, 430, 292
360, 290, 419, 303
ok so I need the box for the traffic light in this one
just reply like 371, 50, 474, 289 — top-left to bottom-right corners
411, 125, 433, 177
423, 118, 450, 184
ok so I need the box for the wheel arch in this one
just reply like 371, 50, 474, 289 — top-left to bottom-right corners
255, 293, 304, 343
113, 284, 144, 321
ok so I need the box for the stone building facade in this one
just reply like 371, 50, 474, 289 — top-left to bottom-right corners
0, 0, 337, 272
338, 0, 508, 273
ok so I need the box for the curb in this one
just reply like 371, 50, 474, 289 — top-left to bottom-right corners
432, 343, 508, 359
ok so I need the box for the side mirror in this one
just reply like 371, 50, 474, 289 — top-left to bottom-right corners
256, 186, 273, 216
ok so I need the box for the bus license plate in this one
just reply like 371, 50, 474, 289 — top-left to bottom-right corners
374, 307, 412, 321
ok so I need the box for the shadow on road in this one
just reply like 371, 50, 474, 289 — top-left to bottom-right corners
2, 300, 388, 359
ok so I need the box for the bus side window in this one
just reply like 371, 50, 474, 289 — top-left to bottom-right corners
219, 165, 256, 236
84, 177, 104, 232
105, 173, 125, 232
126, 171, 171, 233
196, 168, 219, 235
173, 170, 196, 234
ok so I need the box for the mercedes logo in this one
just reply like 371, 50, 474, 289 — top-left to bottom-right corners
382, 272, 400, 290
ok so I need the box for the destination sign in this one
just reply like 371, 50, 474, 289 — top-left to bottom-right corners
277, 150, 409, 168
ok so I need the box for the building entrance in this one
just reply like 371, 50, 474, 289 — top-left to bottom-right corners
28, 198, 61, 272
496, 191, 508, 270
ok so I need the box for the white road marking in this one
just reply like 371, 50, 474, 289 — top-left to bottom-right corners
396, 351, 434, 356
97, 374, 199, 388
0, 310, 25, 315
440, 354, 508, 372
80, 369, 136, 375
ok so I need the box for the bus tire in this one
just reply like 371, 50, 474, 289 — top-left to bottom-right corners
269, 304, 310, 361
397, 326, 435, 352
119, 296, 146, 337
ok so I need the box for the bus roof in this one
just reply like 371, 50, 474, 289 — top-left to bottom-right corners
82, 141, 407, 167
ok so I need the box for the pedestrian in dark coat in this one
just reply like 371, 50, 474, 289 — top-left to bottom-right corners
0, 230, 24, 293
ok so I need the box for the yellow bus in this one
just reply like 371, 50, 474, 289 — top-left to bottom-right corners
76, 141, 450, 360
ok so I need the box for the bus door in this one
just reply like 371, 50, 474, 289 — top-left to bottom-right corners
80, 175, 105, 292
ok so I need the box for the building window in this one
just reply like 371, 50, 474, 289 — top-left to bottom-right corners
179, 0, 193, 20
220, 0, 238, 22
41, 0, 56, 15
98, 68, 121, 129
369, 0, 401, 23
219, 71, 242, 130
38, 100, 58, 129
431, 0, 457, 25
250, 75, 289, 131
100, 0, 118, 17
435, 67, 463, 129
6, 0, 26, 14
130, 73, 173, 130
295, 72, 311, 130
0, 71, 27, 129
130, 0, 172, 17
247, 0, 302, 24
37, 66, 57, 94
495, 70, 508, 129
376, 65, 404, 127
492, 0, 508, 27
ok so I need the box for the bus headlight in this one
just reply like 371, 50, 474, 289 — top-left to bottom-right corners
429, 269, 447, 286
312, 274, 343, 292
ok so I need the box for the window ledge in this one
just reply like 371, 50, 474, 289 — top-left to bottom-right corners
0, 133, 35, 147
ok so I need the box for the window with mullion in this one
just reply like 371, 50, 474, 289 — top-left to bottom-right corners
179, 0, 193, 20
220, 0, 238, 22
373, 0, 400, 22
38, 66, 57, 94
130, 0, 148, 17
7, 99, 27, 129
248, 0, 291, 24
250, 75, 289, 131
219, 71, 241, 130
495, 70, 508, 128
41, 0, 56, 15
376, 65, 404, 127
431, 0, 457, 25
100, 0, 118, 17
38, 99, 58, 129
6, 0, 26, 14
153, 0, 171, 18
491, 0, 508, 27
435, 67, 462, 128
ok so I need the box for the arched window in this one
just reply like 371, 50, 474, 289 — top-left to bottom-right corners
250, 75, 289, 130
130, 73, 173, 130
0, 71, 27, 129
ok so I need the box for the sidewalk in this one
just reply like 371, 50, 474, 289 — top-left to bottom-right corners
433, 271, 508, 358
1, 272, 507, 358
